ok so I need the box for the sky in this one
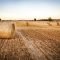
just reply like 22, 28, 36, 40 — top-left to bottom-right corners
0, 0, 60, 20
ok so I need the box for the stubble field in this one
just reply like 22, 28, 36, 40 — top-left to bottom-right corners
0, 21, 60, 60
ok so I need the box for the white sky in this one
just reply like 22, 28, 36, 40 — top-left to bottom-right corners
0, 0, 60, 20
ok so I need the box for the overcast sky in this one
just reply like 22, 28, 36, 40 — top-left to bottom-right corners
0, 0, 60, 20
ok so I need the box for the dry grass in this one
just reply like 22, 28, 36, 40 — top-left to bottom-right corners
16, 21, 60, 28
16, 21, 27, 27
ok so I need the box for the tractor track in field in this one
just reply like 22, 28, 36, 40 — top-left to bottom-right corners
18, 28, 60, 60
34, 29, 60, 42
17, 31, 47, 60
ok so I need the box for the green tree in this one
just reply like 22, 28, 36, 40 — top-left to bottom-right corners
34, 18, 36, 21
48, 17, 52, 21
0, 18, 1, 21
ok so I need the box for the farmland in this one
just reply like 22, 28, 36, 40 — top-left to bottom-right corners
0, 21, 60, 60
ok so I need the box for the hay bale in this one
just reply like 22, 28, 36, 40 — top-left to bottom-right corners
0, 22, 15, 38
57, 22, 60, 26
47, 22, 52, 26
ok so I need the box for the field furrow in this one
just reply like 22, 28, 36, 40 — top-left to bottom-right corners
18, 28, 60, 60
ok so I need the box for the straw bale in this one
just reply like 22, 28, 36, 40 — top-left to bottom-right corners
0, 22, 15, 38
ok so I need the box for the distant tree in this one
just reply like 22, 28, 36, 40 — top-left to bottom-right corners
48, 17, 52, 21
34, 18, 36, 21
0, 18, 1, 21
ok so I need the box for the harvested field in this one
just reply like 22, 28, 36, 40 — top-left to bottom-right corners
0, 21, 60, 60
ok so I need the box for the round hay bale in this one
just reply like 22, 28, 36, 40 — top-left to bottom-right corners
47, 22, 52, 26
57, 22, 60, 26
0, 22, 15, 38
